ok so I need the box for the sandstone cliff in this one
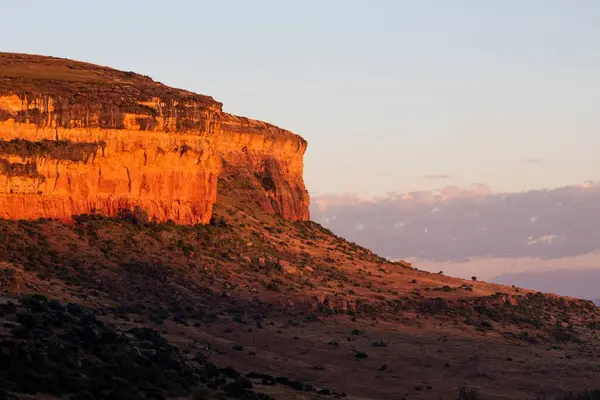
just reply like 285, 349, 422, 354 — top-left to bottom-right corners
0, 52, 309, 224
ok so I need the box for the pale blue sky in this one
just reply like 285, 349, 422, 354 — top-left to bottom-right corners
2, 1, 599, 197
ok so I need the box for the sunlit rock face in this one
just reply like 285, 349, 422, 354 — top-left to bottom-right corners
0, 52, 309, 224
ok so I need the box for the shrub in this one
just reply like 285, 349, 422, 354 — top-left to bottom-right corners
458, 386, 479, 400
553, 389, 600, 399
0, 139, 105, 163
0, 159, 44, 180
552, 324, 580, 343
133, 206, 149, 224
117, 206, 148, 225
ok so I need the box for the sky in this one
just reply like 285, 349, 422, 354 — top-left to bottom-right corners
2, 0, 600, 197
310, 182, 600, 299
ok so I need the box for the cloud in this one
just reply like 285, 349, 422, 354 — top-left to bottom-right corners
527, 235, 560, 245
519, 158, 542, 163
423, 174, 451, 180
311, 182, 600, 263
354, 223, 365, 231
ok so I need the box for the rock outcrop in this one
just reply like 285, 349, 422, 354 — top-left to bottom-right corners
0, 52, 309, 224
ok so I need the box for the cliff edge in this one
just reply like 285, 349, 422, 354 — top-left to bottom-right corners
0, 52, 310, 223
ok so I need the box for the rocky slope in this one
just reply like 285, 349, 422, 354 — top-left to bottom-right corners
1, 198, 600, 400
0, 52, 309, 224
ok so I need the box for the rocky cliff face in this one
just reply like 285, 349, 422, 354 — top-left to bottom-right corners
0, 52, 309, 224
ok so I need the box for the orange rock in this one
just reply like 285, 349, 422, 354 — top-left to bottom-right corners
505, 295, 519, 306
278, 260, 296, 274
0, 52, 310, 224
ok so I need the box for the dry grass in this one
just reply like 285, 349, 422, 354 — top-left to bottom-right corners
0, 191, 599, 399
0, 65, 110, 83
0, 52, 219, 107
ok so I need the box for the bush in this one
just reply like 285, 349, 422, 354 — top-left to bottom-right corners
0, 159, 43, 180
552, 324, 580, 343
458, 386, 479, 400
0, 139, 106, 163
117, 206, 148, 225
70, 392, 95, 400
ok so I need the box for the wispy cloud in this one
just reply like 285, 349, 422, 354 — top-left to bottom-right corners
423, 174, 451, 180
520, 158, 542, 164
311, 182, 600, 263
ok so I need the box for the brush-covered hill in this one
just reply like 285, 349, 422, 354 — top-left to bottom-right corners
1, 54, 600, 400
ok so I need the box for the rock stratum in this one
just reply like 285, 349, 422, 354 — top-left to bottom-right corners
0, 52, 309, 224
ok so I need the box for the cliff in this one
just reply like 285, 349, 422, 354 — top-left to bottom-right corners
0, 52, 309, 224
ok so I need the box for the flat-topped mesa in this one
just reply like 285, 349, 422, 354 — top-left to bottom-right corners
0, 52, 310, 223
217, 114, 310, 221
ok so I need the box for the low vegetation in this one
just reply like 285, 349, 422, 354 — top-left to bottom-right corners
0, 196, 598, 399
0, 159, 43, 179
0, 138, 105, 163
0, 295, 280, 400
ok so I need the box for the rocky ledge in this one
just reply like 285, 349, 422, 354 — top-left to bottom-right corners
0, 52, 309, 224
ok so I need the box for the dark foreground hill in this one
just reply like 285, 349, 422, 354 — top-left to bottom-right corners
1, 195, 600, 399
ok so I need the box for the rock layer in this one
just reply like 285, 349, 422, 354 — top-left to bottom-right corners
0, 52, 309, 224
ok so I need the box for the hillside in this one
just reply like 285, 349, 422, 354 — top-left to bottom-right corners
1, 54, 600, 400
